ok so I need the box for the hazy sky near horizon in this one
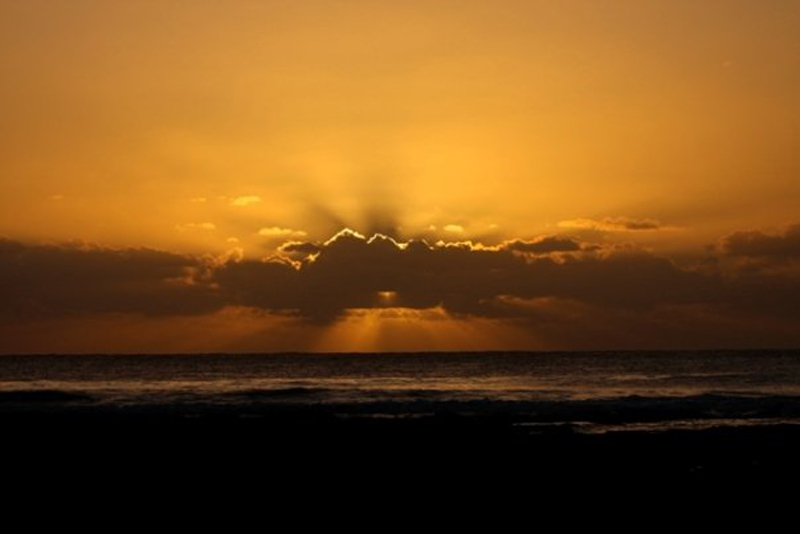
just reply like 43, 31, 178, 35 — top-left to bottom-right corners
1, 1, 799, 352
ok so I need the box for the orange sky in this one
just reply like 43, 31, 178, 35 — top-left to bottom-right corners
1, 1, 799, 352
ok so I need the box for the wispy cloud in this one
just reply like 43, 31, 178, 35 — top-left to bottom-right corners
258, 226, 307, 238
558, 217, 665, 232
230, 195, 261, 207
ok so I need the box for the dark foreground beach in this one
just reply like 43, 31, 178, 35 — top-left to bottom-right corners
4, 351, 800, 496
5, 396, 800, 491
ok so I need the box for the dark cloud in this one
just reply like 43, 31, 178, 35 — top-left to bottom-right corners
619, 219, 662, 231
278, 241, 323, 258
559, 217, 664, 232
502, 236, 593, 254
212, 230, 747, 322
2, 227, 800, 338
0, 238, 220, 318
721, 224, 800, 261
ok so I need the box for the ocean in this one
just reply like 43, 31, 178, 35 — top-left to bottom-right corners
3, 350, 800, 434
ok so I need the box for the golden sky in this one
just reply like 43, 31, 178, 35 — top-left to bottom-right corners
1, 1, 799, 352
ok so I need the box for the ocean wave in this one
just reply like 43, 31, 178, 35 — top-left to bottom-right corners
3, 387, 800, 428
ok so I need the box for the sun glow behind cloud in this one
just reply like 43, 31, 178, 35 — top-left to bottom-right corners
310, 307, 537, 353
3, 221, 800, 353
1, 1, 798, 254
0, 1, 799, 352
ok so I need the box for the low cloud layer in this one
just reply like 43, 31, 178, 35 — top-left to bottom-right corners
213, 230, 719, 322
2, 225, 800, 349
721, 224, 800, 261
0, 238, 220, 318
502, 236, 598, 254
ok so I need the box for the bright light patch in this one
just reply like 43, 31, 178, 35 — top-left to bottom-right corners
230, 196, 262, 207
258, 227, 307, 238
377, 290, 398, 304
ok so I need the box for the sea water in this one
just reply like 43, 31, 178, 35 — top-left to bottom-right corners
2, 350, 800, 433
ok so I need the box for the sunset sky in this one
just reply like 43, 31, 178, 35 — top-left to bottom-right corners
1, 1, 799, 353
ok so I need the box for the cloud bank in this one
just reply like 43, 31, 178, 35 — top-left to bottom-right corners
0, 238, 219, 318
2, 224, 800, 349
721, 224, 800, 261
